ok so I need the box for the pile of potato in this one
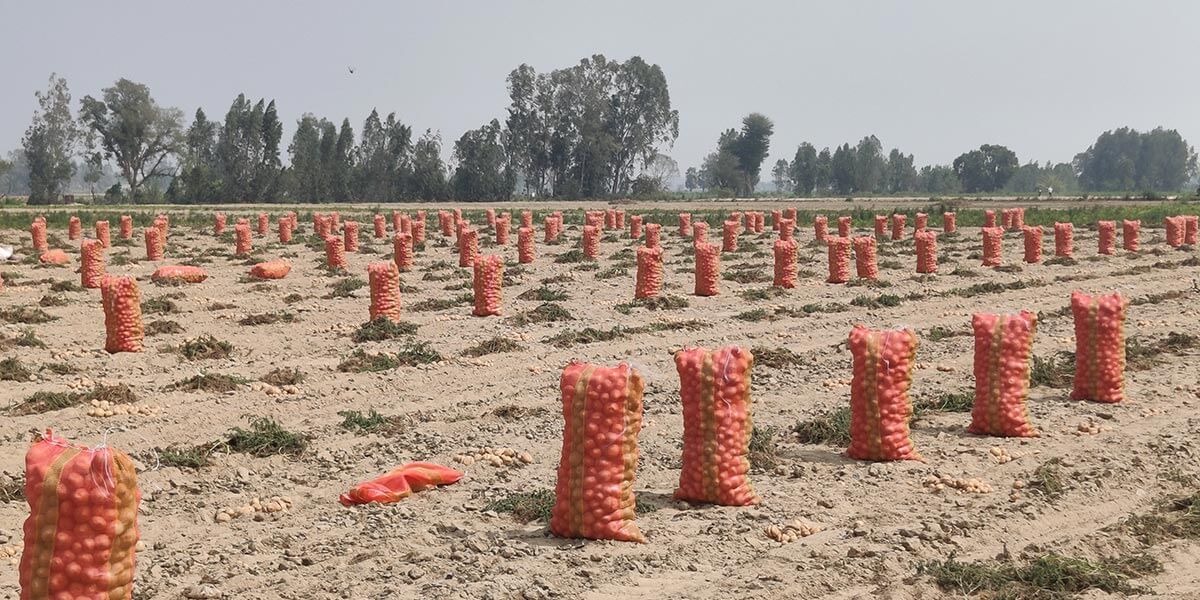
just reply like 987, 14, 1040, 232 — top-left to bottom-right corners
214, 496, 293, 523
922, 474, 992, 494
765, 519, 822, 544
452, 447, 533, 467
87, 400, 161, 418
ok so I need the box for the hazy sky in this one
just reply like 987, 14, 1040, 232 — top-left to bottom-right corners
2, 1, 1197, 172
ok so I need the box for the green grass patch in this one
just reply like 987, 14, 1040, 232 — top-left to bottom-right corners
507, 303, 573, 325
141, 297, 180, 315
10, 391, 84, 415
517, 286, 568, 302
0, 306, 57, 324
325, 276, 366, 298
172, 372, 249, 392
485, 489, 556, 523
261, 367, 304, 386
145, 320, 184, 336
351, 317, 419, 342
922, 553, 1160, 598
1030, 352, 1074, 388
338, 409, 406, 436
462, 337, 524, 358
0, 356, 33, 381
794, 406, 852, 446
238, 312, 296, 326
176, 335, 234, 361
225, 417, 308, 457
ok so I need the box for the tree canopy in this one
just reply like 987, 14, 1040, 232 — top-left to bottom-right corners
80, 79, 184, 201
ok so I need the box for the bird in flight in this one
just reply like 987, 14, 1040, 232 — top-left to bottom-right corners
348, 66, 357, 75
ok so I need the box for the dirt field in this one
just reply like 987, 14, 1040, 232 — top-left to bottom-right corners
1, 205, 1199, 599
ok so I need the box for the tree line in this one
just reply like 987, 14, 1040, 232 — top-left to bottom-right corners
4, 64, 1197, 204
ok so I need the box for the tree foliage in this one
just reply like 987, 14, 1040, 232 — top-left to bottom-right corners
80, 79, 184, 201
699, 114, 775, 195
451, 119, 513, 201
22, 74, 80, 204
1074, 127, 1197, 192
952, 144, 1018, 193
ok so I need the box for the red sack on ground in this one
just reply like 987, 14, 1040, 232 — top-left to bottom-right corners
339, 463, 462, 506
645, 223, 661, 248
943, 212, 956, 234
151, 265, 208, 284
838, 215, 852, 238
722, 220, 739, 252
325, 235, 347, 270
1023, 226, 1043, 263
144, 228, 164, 261
915, 230, 938, 274
914, 212, 928, 232
472, 254, 503, 316
1071, 291, 1128, 403
68, 216, 81, 240
852, 236, 877, 280
1054, 222, 1074, 257
20, 431, 140, 600
890, 214, 906, 240
774, 239, 797, 288
874, 215, 887, 238
981, 227, 1003, 267
629, 215, 643, 240
1165, 216, 1185, 247
81, 239, 106, 288
674, 346, 759, 506
39, 249, 69, 265
969, 311, 1039, 437
1122, 220, 1140, 252
814, 215, 829, 242
368, 262, 402, 322
636, 246, 663, 298
95, 220, 111, 248
552, 362, 645, 543
847, 326, 920, 461
101, 275, 144, 353
679, 213, 692, 237
234, 223, 252, 256
827, 237, 850, 283
250, 260, 291, 280
694, 242, 720, 296
582, 225, 600, 260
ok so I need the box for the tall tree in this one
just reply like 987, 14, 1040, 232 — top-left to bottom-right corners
789, 142, 818, 195
830, 143, 855, 194
355, 109, 413, 202
684, 167, 700, 191
451, 119, 513, 201
1074, 127, 1196, 192
771, 159, 791, 193
410, 129, 448, 200
79, 78, 183, 201
885, 148, 917, 194
330, 118, 356, 202
168, 108, 221, 203
952, 144, 1018, 193
213, 95, 282, 202
23, 74, 80, 204
730, 113, 774, 194
917, 165, 960, 195
814, 147, 833, 195
852, 135, 885, 194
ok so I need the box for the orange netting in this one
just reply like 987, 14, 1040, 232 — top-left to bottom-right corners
472, 254, 504, 316
674, 346, 759, 506
827, 236, 850, 283
81, 239, 106, 288
778, 218, 795, 242
68, 216, 81, 240
969, 311, 1039, 437
874, 215, 887, 238
692, 221, 709, 245
340, 463, 462, 506
150, 265, 208, 284
120, 215, 134, 240
1165, 216, 1185, 248
629, 215, 643, 240
249, 261, 291, 280
914, 212, 928, 232
373, 214, 386, 238
890, 214, 906, 240
39, 249, 69, 265
368, 262, 403, 322
234, 224, 252, 256
1121, 220, 1140, 252
1023, 226, 1043, 263
393, 233, 414, 272
635, 246, 663, 299
496, 215, 511, 246
981, 227, 1003, 267
144, 228, 164, 261
852, 236, 877, 280
915, 230, 938, 274
325, 235, 347, 270
694, 242, 720, 296
1185, 216, 1198, 245
1071, 291, 1128, 404
518, 227, 535, 264
20, 431, 140, 600
847, 326, 920, 461
984, 210, 997, 228
837, 215, 852, 238
344, 221, 360, 252
551, 362, 645, 543
943, 212, 956, 233
773, 239, 798, 288
679, 213, 692, 237
459, 229, 478, 267
582, 225, 600, 260
645, 223, 662, 248
30, 220, 48, 253
278, 217, 293, 243
1054, 222, 1074, 257
521, 210, 533, 229
95, 220, 111, 248
814, 215, 828, 242
101, 275, 144, 353
722, 220, 739, 252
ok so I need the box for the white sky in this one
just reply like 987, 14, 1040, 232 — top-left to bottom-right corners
1, 0, 1196, 171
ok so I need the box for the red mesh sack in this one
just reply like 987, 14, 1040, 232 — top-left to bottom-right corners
981, 227, 1003, 267
692, 221, 708, 245
1012, 208, 1025, 229
585, 211, 603, 229
544, 216, 556, 243
890, 214, 906, 240
1054, 222, 1074, 257
68, 216, 81, 240
1022, 226, 1043, 263
778, 218, 795, 241
943, 212, 957, 234
1185, 216, 1198, 245
847, 326, 920, 461
582, 225, 600, 260
214, 213, 226, 235
150, 265, 208, 284
814, 215, 829, 242
679, 213, 692, 237
852, 236, 878, 280
874, 215, 887, 238
344, 221, 360, 252
629, 215, 643, 240
615, 210, 625, 230
1095, 220, 1115, 255
633, 244, 662, 298
605, 209, 616, 229
754, 212, 764, 233
722, 220, 739, 252
439, 211, 453, 236
1000, 209, 1013, 230
101, 275, 144, 353
742, 212, 753, 231
278, 217, 293, 243
521, 210, 533, 229
773, 239, 797, 288
256, 213, 268, 236
485, 208, 496, 228
368, 262, 402, 322
95, 220, 111, 248
121, 215, 134, 240
517, 227, 535, 264
249, 261, 290, 280
20, 431, 140, 599
234, 224, 252, 256
325, 235, 347, 270
645, 223, 662, 248
459, 229, 478, 267
915, 230, 938, 274
1071, 291, 1128, 404
373, 214, 386, 238
1122, 220, 1140, 252
496, 216, 511, 246
472, 254, 503, 317
383, 234, 409, 274
1165, 216, 1185, 247
915, 213, 928, 232
783, 207, 797, 222
81, 239, 106, 288
551, 362, 645, 543
827, 237, 850, 284
39, 249, 69, 265
771, 210, 783, 231
331, 211, 341, 230
392, 211, 403, 233
969, 311, 1039, 437
400, 213, 412, 236
984, 210, 997, 228
674, 346, 759, 506
314, 215, 330, 239
412, 219, 426, 246
144, 228, 164, 261
31, 220, 48, 253
837, 215, 852, 238
694, 242, 720, 296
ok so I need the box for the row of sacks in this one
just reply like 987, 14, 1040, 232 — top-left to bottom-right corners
551, 290, 1129, 543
